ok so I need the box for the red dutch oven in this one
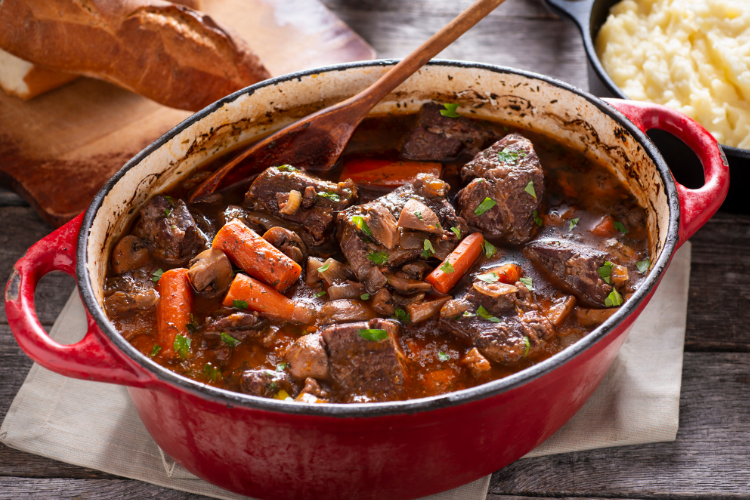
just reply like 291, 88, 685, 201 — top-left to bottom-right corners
4, 61, 729, 500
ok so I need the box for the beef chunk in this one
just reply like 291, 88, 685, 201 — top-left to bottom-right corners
103, 268, 159, 318
286, 333, 329, 380
523, 239, 613, 307
465, 280, 518, 316
245, 166, 357, 246
321, 318, 406, 402
133, 195, 205, 265
204, 310, 265, 340
401, 103, 497, 160
240, 369, 296, 398
457, 133, 544, 244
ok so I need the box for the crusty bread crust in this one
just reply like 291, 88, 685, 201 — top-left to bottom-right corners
0, 0, 270, 111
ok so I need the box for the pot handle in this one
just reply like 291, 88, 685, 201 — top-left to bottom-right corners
604, 98, 730, 245
4, 214, 155, 388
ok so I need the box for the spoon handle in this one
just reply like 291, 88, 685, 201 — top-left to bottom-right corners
357, 0, 506, 109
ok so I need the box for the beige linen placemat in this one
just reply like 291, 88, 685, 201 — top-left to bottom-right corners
0, 243, 691, 500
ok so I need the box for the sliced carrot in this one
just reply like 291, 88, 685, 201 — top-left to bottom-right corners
223, 273, 310, 323
156, 268, 192, 359
426, 232, 484, 294
339, 159, 442, 187
213, 219, 301, 291
591, 215, 617, 237
485, 263, 523, 284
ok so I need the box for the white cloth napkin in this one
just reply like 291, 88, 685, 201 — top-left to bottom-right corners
0, 243, 691, 500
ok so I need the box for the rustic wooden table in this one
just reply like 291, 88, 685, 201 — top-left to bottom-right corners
1, 0, 749, 498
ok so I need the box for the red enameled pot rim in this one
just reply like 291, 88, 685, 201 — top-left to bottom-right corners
75, 60, 682, 418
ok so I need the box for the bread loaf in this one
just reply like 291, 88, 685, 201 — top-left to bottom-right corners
0, 48, 78, 100
0, 0, 270, 111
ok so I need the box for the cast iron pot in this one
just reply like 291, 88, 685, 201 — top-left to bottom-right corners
544, 0, 748, 214
5, 61, 729, 500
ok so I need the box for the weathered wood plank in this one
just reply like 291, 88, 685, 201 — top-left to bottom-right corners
490, 352, 750, 497
0, 477, 211, 499
321, 0, 556, 19
0, 446, 115, 480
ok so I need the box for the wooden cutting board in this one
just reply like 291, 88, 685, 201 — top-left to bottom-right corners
0, 0, 375, 226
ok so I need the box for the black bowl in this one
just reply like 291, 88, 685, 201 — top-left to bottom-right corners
544, 0, 749, 214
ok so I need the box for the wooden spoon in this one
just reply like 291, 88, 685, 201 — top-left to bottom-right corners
189, 0, 506, 202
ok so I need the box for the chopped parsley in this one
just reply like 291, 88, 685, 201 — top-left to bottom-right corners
276, 362, 287, 371
164, 208, 172, 217
422, 239, 435, 259
569, 217, 580, 231
276, 165, 297, 172
440, 102, 461, 118
173, 334, 191, 359
351, 215, 373, 238
497, 147, 526, 164
314, 290, 326, 298
438, 351, 450, 362
221, 332, 239, 348
317, 191, 341, 202
164, 195, 174, 206
150, 345, 162, 358
233, 299, 248, 310
450, 226, 462, 239
533, 211, 543, 227
415, 211, 423, 220
151, 268, 164, 283
614, 221, 629, 233
523, 336, 531, 357
474, 197, 497, 216
360, 293, 370, 301
358, 328, 389, 341
519, 277, 534, 291
477, 271, 499, 284
477, 305, 502, 323
636, 259, 650, 273
605, 288, 624, 307
203, 363, 222, 382
317, 261, 330, 273
439, 261, 455, 274
393, 308, 410, 324
483, 240, 497, 259
598, 261, 614, 284
524, 180, 537, 199
366, 251, 389, 265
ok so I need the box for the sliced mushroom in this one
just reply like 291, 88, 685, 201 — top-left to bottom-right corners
371, 288, 395, 316
111, 235, 151, 275
575, 307, 617, 327
406, 296, 452, 324
365, 267, 388, 294
440, 298, 473, 318
472, 281, 518, 298
277, 189, 302, 215
398, 199, 442, 234
327, 281, 367, 300
384, 272, 433, 294
286, 333, 329, 380
187, 248, 233, 298
398, 230, 425, 249
104, 289, 160, 319
263, 226, 308, 263
363, 204, 399, 249
545, 295, 577, 326
393, 292, 426, 307
462, 348, 491, 377
318, 258, 354, 287
306, 257, 325, 285
302, 186, 317, 208
319, 299, 377, 324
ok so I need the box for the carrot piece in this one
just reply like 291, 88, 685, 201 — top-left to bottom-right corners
426, 232, 485, 294
486, 263, 523, 284
591, 215, 617, 237
213, 219, 301, 291
156, 268, 192, 359
339, 159, 442, 187
223, 273, 311, 323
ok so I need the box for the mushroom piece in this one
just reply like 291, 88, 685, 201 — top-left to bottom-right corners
575, 307, 618, 327
397, 198, 442, 234
319, 300, 377, 324
371, 288, 395, 316
363, 204, 399, 249
472, 281, 518, 299
327, 281, 367, 300
545, 295, 577, 326
384, 272, 433, 294
440, 298, 473, 318
262, 226, 308, 263
187, 248, 233, 298
286, 333, 330, 380
306, 257, 325, 286
405, 296, 452, 324
111, 235, 151, 274
318, 258, 354, 287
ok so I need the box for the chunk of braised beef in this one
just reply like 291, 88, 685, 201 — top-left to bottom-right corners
400, 261, 432, 280
245, 166, 357, 246
465, 280, 518, 316
203, 310, 265, 341
240, 369, 297, 398
523, 239, 613, 307
286, 333, 329, 380
133, 196, 205, 265
439, 314, 528, 365
457, 133, 544, 244
103, 268, 160, 318
321, 318, 406, 402
401, 103, 497, 160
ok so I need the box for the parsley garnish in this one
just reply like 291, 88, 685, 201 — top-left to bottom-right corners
569, 217, 580, 231
477, 305, 502, 323
519, 277, 534, 291
440, 102, 461, 118
598, 261, 614, 284
367, 251, 389, 265
314, 290, 326, 298
415, 211, 423, 220
150, 345, 162, 358
636, 259, 650, 273
477, 271, 499, 283
361, 293, 370, 301
438, 351, 450, 361
317, 191, 341, 202
483, 240, 497, 259
152, 268, 164, 283
605, 288, 624, 307
351, 215, 373, 238
317, 261, 330, 273
450, 226, 461, 239
439, 261, 455, 274
497, 147, 526, 164
221, 332, 239, 347
393, 308, 410, 324
203, 363, 221, 382
165, 208, 172, 217
524, 180, 537, 199
276, 362, 287, 371
174, 334, 191, 359
233, 299, 248, 309
422, 239, 435, 259
276, 165, 297, 172
523, 336, 531, 357
614, 221, 628, 233
358, 328, 389, 341
533, 211, 543, 227
474, 197, 497, 216
164, 195, 174, 206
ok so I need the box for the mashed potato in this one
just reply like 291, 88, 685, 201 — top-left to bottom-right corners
596, 0, 750, 149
